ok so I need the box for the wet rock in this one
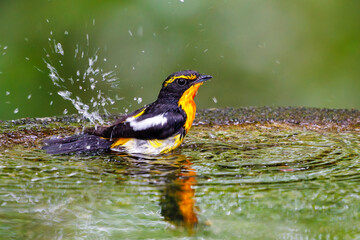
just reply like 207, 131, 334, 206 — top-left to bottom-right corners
0, 107, 359, 148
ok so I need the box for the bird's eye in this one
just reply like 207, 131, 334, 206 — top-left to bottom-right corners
177, 78, 187, 86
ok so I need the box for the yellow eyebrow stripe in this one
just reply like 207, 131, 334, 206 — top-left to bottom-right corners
164, 74, 197, 87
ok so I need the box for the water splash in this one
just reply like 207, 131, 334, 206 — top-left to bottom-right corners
54, 42, 64, 55
57, 90, 102, 122
1, 45, 7, 55
134, 97, 142, 104
0, 44, 7, 74
44, 29, 120, 125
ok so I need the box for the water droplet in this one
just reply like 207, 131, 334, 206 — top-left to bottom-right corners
55, 42, 64, 55
34, 66, 43, 72
86, 34, 89, 46
13, 108, 19, 114
58, 90, 71, 98
107, 97, 115, 105
115, 95, 124, 101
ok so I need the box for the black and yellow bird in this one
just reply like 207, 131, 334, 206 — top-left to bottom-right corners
43, 70, 212, 155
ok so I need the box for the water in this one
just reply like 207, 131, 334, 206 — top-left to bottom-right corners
43, 26, 120, 125
0, 45, 7, 75
1, 124, 359, 239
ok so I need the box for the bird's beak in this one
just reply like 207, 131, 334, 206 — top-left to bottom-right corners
192, 74, 212, 85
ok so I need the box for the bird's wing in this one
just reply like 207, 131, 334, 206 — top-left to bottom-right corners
92, 108, 186, 140
111, 106, 147, 125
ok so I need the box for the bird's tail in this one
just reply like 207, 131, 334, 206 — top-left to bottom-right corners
42, 134, 112, 154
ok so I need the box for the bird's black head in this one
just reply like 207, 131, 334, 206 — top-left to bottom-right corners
157, 70, 212, 101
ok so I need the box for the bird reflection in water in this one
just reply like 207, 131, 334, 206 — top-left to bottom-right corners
113, 153, 199, 230
159, 158, 198, 229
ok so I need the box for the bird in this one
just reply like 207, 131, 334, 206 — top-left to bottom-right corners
43, 70, 212, 155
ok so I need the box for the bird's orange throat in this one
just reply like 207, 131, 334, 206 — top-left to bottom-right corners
178, 83, 203, 133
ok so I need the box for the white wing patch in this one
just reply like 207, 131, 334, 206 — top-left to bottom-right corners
126, 113, 168, 131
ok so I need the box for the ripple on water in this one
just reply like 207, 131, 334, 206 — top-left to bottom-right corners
184, 125, 360, 187
1, 124, 360, 239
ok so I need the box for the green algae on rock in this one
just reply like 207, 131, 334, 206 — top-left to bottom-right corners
0, 107, 359, 149
195, 107, 360, 131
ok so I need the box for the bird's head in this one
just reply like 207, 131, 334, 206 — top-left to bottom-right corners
157, 70, 212, 101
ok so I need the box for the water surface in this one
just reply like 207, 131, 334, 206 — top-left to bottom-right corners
1, 124, 360, 239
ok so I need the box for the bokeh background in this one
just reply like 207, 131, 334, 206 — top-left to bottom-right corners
0, 0, 359, 120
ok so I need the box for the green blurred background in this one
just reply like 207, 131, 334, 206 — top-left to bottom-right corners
0, 0, 359, 120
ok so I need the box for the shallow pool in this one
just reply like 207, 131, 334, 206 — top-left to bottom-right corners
1, 124, 360, 239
